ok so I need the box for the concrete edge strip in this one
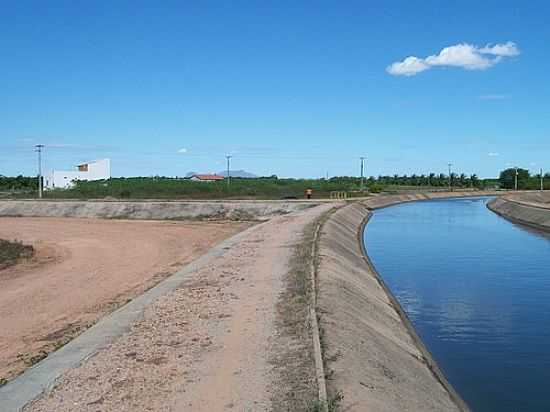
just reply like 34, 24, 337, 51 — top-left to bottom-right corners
0, 221, 267, 412
357, 202, 471, 412
487, 198, 550, 232
310, 217, 328, 405
501, 197, 550, 211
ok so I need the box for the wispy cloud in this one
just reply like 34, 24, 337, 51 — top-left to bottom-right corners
488, 152, 500, 157
479, 94, 509, 100
387, 42, 520, 76
177, 147, 188, 153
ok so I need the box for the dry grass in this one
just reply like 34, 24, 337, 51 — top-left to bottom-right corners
269, 220, 319, 411
269, 207, 343, 412
0, 239, 33, 270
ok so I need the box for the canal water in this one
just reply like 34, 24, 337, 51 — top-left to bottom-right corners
364, 197, 550, 412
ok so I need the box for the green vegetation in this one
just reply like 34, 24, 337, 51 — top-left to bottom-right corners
9, 167, 548, 200
0, 175, 37, 194
44, 176, 362, 200
307, 392, 344, 412
0, 239, 34, 270
499, 168, 550, 190
0, 172, 503, 200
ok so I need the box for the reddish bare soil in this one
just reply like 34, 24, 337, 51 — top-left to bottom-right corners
24, 204, 336, 412
0, 217, 247, 381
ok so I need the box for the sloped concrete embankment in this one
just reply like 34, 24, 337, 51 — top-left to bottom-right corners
364, 190, 501, 209
488, 195, 550, 231
503, 191, 550, 208
316, 202, 469, 411
0, 200, 317, 221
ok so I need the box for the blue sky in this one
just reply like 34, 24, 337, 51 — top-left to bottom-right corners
1, 1, 548, 178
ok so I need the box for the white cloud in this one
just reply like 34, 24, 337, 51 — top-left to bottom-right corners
386, 56, 429, 76
479, 94, 509, 100
178, 148, 188, 153
488, 152, 500, 157
387, 42, 520, 76
479, 42, 520, 57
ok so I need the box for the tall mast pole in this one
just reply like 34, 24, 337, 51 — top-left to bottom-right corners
35, 144, 44, 198
448, 163, 452, 191
360, 157, 365, 191
226, 155, 232, 188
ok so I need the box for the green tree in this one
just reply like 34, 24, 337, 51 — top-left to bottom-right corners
499, 168, 530, 189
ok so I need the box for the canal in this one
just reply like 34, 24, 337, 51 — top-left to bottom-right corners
364, 197, 550, 411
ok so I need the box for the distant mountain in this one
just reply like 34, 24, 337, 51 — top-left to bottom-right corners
217, 170, 257, 178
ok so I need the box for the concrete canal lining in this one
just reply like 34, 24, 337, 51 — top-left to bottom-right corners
315, 192, 500, 411
487, 193, 550, 232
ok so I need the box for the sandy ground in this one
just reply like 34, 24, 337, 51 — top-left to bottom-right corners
0, 217, 247, 382
24, 203, 335, 412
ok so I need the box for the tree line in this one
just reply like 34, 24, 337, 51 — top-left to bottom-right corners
499, 168, 550, 190
1, 168, 547, 198
0, 175, 37, 191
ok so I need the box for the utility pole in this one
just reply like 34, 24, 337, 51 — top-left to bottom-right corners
360, 157, 365, 191
35, 144, 44, 199
448, 163, 452, 191
514, 167, 518, 191
226, 155, 232, 188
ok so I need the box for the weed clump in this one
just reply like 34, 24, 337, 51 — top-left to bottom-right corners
0, 239, 33, 270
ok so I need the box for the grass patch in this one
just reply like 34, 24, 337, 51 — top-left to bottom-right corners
270, 207, 343, 412
17, 350, 48, 367
0, 239, 33, 270
307, 391, 344, 412
269, 219, 319, 411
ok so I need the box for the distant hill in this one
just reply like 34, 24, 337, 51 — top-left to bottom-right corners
217, 170, 257, 178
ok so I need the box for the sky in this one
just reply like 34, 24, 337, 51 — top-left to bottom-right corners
1, 0, 549, 178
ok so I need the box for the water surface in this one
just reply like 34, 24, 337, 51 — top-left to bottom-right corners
364, 197, 550, 411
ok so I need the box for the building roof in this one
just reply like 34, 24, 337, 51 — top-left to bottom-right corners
190, 174, 224, 181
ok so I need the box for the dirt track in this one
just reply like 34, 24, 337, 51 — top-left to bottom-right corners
0, 217, 247, 381
22, 203, 336, 412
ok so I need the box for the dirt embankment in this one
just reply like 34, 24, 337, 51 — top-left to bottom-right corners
0, 200, 317, 221
488, 192, 550, 231
0, 217, 247, 383
317, 200, 470, 411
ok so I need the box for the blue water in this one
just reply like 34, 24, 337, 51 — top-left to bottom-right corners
364, 197, 550, 412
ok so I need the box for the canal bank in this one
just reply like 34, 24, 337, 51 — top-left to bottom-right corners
487, 192, 550, 232
315, 192, 498, 411
359, 195, 550, 411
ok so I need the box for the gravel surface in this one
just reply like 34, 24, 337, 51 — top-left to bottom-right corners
0, 217, 247, 382
24, 204, 335, 412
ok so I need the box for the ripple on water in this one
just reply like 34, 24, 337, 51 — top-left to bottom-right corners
365, 197, 550, 412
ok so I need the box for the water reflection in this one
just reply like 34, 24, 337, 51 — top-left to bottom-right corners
365, 197, 550, 411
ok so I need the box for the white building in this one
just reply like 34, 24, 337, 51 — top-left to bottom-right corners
44, 159, 111, 190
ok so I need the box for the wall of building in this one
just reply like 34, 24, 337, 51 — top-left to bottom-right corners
45, 159, 111, 190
